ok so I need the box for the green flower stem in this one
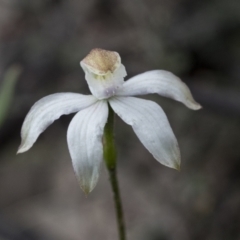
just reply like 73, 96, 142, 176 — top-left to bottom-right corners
103, 104, 126, 240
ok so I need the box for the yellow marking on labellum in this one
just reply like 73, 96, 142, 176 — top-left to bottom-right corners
82, 48, 121, 75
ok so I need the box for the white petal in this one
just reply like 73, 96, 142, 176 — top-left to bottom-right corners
117, 70, 201, 110
81, 63, 127, 99
67, 100, 108, 194
18, 93, 97, 153
109, 97, 180, 169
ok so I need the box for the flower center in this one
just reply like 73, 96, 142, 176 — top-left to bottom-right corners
80, 48, 127, 99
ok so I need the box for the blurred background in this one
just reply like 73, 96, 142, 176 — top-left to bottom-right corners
0, 0, 240, 239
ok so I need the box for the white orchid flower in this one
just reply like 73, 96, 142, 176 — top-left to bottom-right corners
17, 48, 201, 194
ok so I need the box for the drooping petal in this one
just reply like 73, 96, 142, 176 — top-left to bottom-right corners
117, 70, 201, 110
109, 97, 180, 169
18, 93, 97, 154
67, 100, 108, 194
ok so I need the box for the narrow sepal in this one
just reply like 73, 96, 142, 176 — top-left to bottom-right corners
110, 97, 181, 169
18, 93, 97, 153
117, 70, 201, 110
67, 101, 108, 194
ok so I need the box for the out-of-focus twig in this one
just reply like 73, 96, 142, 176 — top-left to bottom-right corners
0, 65, 22, 128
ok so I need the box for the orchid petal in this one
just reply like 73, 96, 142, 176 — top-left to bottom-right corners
18, 93, 97, 153
109, 97, 180, 169
67, 100, 108, 194
117, 70, 201, 110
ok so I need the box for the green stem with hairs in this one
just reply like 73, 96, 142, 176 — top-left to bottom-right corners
103, 104, 126, 240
